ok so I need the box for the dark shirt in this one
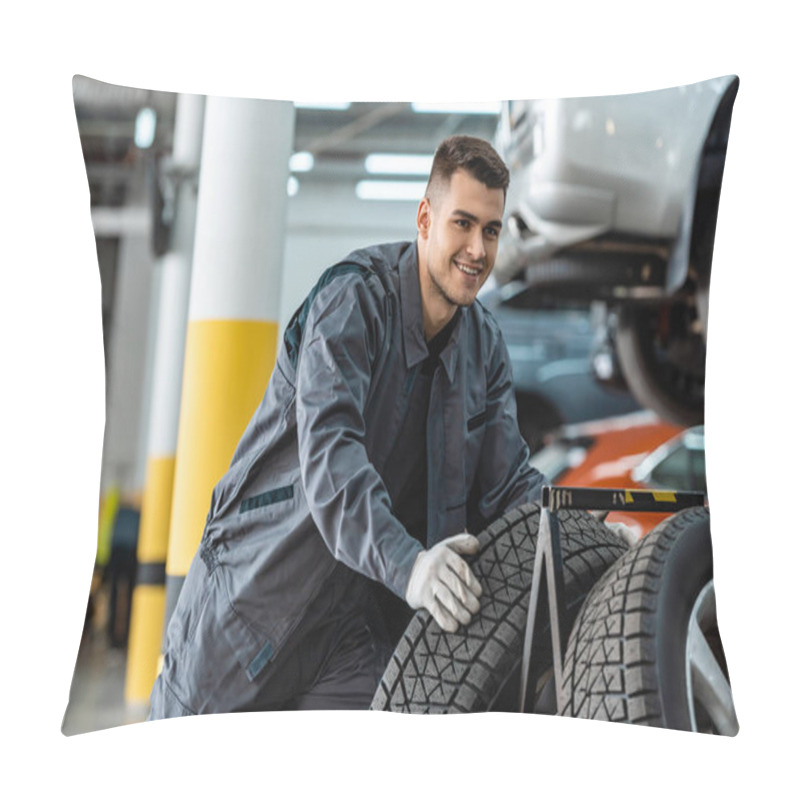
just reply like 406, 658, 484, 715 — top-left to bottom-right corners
373, 311, 461, 640
390, 312, 460, 546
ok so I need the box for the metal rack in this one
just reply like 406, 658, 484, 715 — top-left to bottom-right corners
518, 485, 707, 714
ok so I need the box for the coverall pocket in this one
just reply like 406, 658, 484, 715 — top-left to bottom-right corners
213, 565, 278, 683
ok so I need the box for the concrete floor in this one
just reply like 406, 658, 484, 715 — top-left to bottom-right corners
61, 595, 149, 736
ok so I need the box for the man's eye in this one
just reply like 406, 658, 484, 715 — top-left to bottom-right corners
485, 227, 499, 238
456, 219, 470, 229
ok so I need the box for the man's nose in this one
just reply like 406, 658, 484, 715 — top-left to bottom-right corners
466, 228, 486, 261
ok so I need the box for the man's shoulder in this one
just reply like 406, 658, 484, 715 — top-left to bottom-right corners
467, 295, 504, 340
300, 241, 405, 307
459, 296, 510, 371
283, 242, 410, 368
333, 241, 412, 279
308, 240, 411, 300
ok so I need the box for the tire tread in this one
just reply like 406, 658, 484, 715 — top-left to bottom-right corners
559, 506, 710, 725
371, 504, 627, 713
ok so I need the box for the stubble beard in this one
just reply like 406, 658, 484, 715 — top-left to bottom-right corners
428, 258, 480, 309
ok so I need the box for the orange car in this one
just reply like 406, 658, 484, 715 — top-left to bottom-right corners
529, 411, 707, 539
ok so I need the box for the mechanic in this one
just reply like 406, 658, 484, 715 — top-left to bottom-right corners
148, 134, 546, 718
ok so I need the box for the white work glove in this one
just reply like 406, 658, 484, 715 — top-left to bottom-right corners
405, 532, 482, 633
605, 521, 639, 548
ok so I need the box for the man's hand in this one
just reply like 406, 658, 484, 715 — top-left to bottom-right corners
405, 533, 482, 633
605, 520, 640, 548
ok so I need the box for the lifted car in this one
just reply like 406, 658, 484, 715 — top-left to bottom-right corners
480, 285, 640, 451
492, 75, 738, 426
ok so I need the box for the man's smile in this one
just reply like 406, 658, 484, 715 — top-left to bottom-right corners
454, 259, 483, 278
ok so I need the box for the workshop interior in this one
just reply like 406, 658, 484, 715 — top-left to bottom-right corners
63, 75, 738, 735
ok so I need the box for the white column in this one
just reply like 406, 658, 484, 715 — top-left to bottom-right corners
164, 96, 294, 625
125, 93, 205, 705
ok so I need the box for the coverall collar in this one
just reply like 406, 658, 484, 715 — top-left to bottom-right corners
399, 243, 462, 384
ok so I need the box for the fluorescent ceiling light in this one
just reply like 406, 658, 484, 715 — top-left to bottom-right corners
365, 153, 433, 175
287, 176, 299, 197
293, 101, 351, 110
134, 107, 157, 148
411, 101, 501, 115
289, 151, 314, 172
356, 180, 428, 201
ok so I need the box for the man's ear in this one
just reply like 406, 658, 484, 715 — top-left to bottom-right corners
416, 197, 431, 239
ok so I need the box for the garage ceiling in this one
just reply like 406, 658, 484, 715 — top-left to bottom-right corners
73, 75, 502, 210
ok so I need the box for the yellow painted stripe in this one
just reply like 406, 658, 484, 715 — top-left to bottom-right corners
625, 490, 634, 504
167, 319, 278, 577
125, 585, 167, 704
137, 456, 176, 563
652, 491, 677, 502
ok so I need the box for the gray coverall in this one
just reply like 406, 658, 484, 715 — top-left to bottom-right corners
149, 240, 545, 716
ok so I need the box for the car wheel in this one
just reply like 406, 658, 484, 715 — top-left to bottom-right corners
559, 506, 738, 734
515, 392, 563, 454
615, 302, 705, 427
370, 504, 627, 713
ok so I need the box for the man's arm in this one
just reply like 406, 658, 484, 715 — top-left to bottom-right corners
294, 273, 423, 599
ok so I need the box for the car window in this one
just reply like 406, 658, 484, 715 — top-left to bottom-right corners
649, 445, 707, 493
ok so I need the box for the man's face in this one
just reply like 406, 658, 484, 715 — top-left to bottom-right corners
417, 169, 505, 318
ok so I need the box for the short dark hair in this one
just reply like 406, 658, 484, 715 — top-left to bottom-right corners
425, 135, 510, 202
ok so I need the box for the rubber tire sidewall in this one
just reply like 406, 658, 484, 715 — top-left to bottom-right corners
655, 509, 713, 730
615, 303, 704, 428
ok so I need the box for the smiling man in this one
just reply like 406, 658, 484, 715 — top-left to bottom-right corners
148, 135, 545, 718
418, 160, 505, 336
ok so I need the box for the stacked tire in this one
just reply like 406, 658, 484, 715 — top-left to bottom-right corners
371, 504, 627, 713
559, 506, 738, 735
371, 504, 738, 736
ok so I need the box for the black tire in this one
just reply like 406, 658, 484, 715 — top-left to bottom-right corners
559, 506, 738, 735
615, 302, 705, 427
515, 392, 563, 454
370, 504, 627, 713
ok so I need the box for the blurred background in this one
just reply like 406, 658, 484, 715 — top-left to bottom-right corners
64, 75, 734, 734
